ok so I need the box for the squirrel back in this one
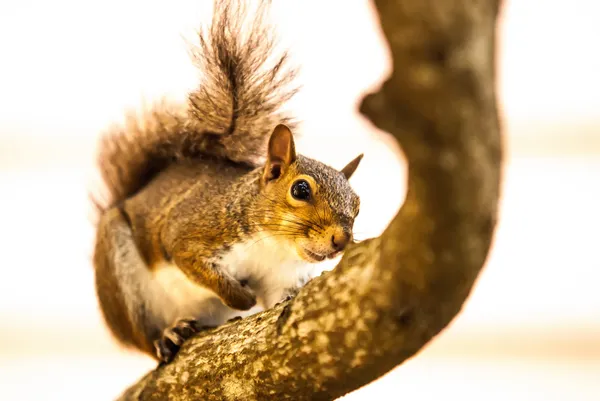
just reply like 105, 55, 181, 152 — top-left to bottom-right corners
95, 0, 298, 211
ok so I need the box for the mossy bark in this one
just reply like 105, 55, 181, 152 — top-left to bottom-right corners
117, 0, 503, 399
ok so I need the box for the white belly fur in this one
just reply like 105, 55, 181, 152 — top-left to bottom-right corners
149, 234, 323, 328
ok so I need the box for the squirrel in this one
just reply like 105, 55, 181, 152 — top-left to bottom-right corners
92, 0, 363, 364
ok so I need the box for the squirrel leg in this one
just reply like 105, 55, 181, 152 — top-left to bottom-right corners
169, 240, 258, 311
154, 319, 216, 364
94, 208, 166, 358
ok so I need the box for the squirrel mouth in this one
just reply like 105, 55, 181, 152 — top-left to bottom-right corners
302, 248, 339, 262
302, 248, 326, 262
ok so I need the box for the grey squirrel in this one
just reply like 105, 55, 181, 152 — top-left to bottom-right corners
92, 0, 363, 364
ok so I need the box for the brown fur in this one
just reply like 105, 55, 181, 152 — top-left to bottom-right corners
92, 0, 363, 363
94, 0, 298, 212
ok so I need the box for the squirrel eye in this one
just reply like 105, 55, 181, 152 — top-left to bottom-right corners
291, 180, 311, 201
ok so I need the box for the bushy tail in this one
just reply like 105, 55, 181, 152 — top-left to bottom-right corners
95, 0, 298, 211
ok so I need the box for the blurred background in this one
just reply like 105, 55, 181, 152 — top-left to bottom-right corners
0, 0, 599, 400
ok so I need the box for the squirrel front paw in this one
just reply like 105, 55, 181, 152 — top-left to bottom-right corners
221, 280, 257, 311
154, 319, 215, 364
274, 294, 294, 306
273, 278, 310, 306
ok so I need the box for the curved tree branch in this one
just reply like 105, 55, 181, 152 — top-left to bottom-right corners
117, 0, 503, 399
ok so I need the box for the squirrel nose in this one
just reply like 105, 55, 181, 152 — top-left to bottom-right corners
331, 231, 351, 251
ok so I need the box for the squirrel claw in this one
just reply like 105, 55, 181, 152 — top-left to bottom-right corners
154, 319, 215, 364
275, 294, 294, 307
275, 284, 303, 307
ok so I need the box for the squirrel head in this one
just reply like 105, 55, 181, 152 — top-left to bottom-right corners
258, 124, 363, 263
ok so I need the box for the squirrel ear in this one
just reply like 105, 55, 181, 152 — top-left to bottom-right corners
340, 153, 364, 180
263, 124, 297, 182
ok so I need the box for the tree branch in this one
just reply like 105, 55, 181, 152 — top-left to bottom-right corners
117, 0, 503, 399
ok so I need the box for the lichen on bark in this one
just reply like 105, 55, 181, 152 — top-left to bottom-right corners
116, 0, 503, 399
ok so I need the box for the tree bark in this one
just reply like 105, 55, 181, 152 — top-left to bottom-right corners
117, 0, 503, 399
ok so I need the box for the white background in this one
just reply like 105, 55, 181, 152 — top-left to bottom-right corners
0, 0, 599, 400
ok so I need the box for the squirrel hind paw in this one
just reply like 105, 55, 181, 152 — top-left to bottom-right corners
154, 319, 216, 364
